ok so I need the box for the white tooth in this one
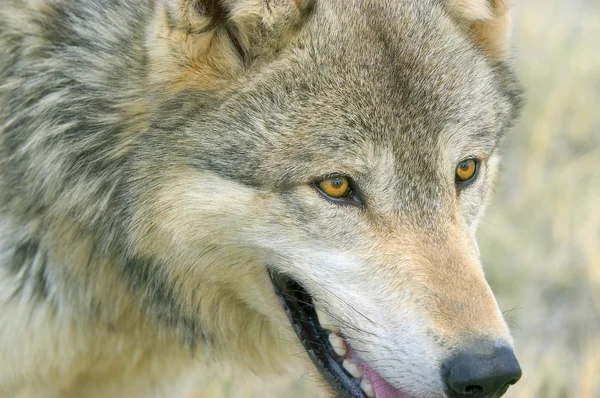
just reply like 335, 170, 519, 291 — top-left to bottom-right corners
342, 359, 363, 379
328, 333, 347, 357
315, 308, 339, 332
360, 379, 375, 398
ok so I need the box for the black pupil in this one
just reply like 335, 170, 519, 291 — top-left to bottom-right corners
332, 178, 344, 188
459, 161, 470, 171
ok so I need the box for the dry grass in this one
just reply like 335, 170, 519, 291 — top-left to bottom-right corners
188, 0, 600, 396
479, 0, 600, 396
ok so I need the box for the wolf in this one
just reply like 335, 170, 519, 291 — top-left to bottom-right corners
0, 0, 524, 397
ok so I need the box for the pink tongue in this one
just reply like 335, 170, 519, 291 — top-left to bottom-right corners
361, 364, 411, 398
347, 345, 412, 398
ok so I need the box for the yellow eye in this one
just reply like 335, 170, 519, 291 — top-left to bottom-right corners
317, 176, 351, 199
456, 159, 477, 182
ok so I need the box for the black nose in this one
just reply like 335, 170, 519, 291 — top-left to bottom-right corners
443, 341, 522, 398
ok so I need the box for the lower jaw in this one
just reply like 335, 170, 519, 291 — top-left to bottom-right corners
345, 344, 414, 398
270, 272, 415, 398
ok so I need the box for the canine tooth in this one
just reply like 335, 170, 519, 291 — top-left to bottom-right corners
315, 308, 338, 332
328, 333, 347, 357
342, 359, 363, 378
360, 379, 375, 397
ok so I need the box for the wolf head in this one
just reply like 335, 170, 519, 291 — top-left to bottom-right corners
121, 0, 524, 395
101, 0, 523, 396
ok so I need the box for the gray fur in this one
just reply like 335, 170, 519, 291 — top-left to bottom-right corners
0, 0, 523, 396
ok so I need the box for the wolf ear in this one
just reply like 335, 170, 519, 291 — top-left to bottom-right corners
151, 0, 313, 90
445, 0, 513, 61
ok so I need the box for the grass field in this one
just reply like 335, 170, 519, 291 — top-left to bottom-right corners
189, 1, 600, 397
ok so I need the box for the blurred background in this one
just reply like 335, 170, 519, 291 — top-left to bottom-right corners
190, 0, 600, 396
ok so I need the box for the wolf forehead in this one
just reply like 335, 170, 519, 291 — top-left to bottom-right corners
148, 0, 522, 184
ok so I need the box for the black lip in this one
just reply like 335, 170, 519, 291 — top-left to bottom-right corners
270, 272, 367, 398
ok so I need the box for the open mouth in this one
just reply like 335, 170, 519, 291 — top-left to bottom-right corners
270, 272, 412, 398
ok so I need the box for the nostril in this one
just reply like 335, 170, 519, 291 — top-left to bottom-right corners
464, 385, 483, 395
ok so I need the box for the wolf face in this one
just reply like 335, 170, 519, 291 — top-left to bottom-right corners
0, 0, 523, 397
129, 0, 523, 396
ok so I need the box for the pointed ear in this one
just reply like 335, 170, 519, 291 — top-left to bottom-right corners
445, 0, 513, 61
150, 0, 313, 91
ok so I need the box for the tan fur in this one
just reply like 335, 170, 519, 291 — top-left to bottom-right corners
148, 6, 241, 93
130, 168, 305, 371
446, 0, 493, 21
1, 205, 304, 396
148, 0, 311, 92
417, 221, 510, 342
446, 0, 513, 61
472, 0, 512, 61
0, 252, 198, 398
